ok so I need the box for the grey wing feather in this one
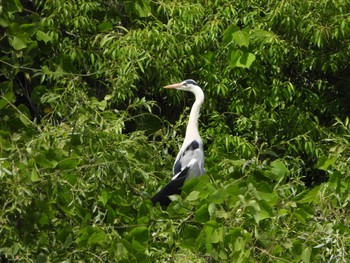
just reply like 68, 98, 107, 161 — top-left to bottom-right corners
172, 140, 205, 180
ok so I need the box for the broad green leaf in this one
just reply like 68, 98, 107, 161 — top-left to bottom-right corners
35, 155, 58, 169
76, 227, 94, 247
87, 229, 106, 246
329, 171, 342, 193
195, 204, 210, 223
222, 25, 239, 44
98, 21, 113, 32
208, 228, 223, 244
232, 30, 250, 47
0, 91, 15, 109
91, 97, 107, 111
270, 159, 290, 181
179, 238, 197, 250
229, 50, 256, 68
186, 190, 200, 201
229, 50, 243, 68
36, 30, 52, 43
9, 36, 27, 50
298, 185, 320, 203
58, 158, 79, 169
316, 156, 336, 171
208, 203, 216, 218
239, 52, 256, 68
257, 200, 274, 221
31, 169, 40, 182
63, 173, 77, 185
38, 213, 49, 225
98, 189, 109, 206
234, 237, 245, 252
301, 247, 312, 263
132, 239, 146, 253
0, 18, 10, 27
130, 226, 149, 243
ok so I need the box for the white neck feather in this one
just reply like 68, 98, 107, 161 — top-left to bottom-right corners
185, 86, 204, 141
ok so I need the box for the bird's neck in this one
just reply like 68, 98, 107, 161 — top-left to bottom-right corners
185, 87, 204, 141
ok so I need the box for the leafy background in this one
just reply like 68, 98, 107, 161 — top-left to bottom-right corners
1, 0, 350, 262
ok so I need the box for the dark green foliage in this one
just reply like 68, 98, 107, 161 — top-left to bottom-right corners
1, 0, 350, 261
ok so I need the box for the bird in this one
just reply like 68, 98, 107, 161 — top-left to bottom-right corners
152, 79, 205, 207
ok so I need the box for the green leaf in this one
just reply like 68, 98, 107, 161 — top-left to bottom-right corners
229, 50, 256, 68
131, 239, 146, 253
38, 213, 49, 225
301, 247, 312, 263
0, 91, 15, 109
229, 50, 243, 68
132, 0, 151, 18
87, 229, 106, 246
9, 36, 27, 50
257, 200, 274, 221
195, 204, 210, 223
36, 30, 52, 43
329, 171, 342, 193
58, 158, 79, 169
0, 18, 10, 27
298, 185, 320, 204
179, 238, 197, 250
5, 0, 23, 13
269, 159, 290, 181
91, 97, 107, 111
208, 203, 216, 218
239, 52, 256, 68
316, 156, 336, 171
31, 169, 40, 182
35, 155, 58, 169
232, 30, 250, 47
98, 21, 113, 32
130, 226, 149, 243
222, 25, 239, 44
98, 189, 109, 206
186, 190, 200, 201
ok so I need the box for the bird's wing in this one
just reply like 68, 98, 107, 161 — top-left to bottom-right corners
151, 165, 191, 207
152, 140, 205, 207
173, 139, 204, 177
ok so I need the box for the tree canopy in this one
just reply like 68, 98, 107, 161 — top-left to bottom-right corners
1, 0, 350, 262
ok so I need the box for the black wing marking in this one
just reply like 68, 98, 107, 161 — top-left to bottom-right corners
184, 140, 200, 154
151, 166, 190, 207
173, 140, 200, 175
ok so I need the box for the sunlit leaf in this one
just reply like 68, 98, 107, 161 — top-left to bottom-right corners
229, 50, 256, 68
36, 30, 52, 43
269, 159, 290, 181
186, 190, 200, 201
301, 247, 312, 263
223, 25, 239, 44
232, 30, 250, 47
298, 186, 320, 204
316, 156, 337, 171
9, 36, 27, 50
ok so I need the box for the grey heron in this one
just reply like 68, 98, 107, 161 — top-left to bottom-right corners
152, 79, 205, 207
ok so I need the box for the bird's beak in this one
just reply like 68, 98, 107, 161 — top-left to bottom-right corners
163, 82, 183, 89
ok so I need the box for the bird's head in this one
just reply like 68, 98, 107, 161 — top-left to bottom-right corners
163, 79, 199, 91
